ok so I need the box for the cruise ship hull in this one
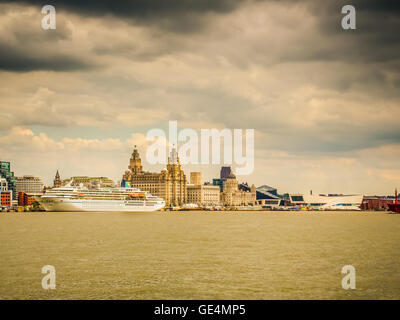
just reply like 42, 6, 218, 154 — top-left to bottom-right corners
39, 198, 164, 212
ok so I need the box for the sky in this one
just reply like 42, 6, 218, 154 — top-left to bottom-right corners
0, 0, 399, 195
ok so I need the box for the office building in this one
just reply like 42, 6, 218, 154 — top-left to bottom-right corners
186, 184, 220, 206
213, 167, 235, 192
18, 191, 41, 207
16, 175, 44, 194
122, 146, 187, 206
361, 196, 394, 211
0, 177, 7, 191
212, 178, 225, 192
0, 161, 17, 200
1, 190, 12, 208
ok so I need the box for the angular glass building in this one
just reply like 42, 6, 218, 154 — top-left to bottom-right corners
212, 178, 225, 192
0, 161, 17, 200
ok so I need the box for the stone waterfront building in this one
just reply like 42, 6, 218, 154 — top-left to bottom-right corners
122, 146, 187, 206
187, 171, 220, 206
220, 171, 256, 206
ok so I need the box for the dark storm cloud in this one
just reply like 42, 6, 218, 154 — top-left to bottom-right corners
3, 0, 398, 28
0, 0, 248, 72
1, 0, 399, 71
0, 0, 245, 32
0, 45, 92, 72
293, 0, 400, 63
0, 4, 96, 72
5, 0, 242, 16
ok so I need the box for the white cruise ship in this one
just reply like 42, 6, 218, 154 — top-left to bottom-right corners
38, 184, 165, 212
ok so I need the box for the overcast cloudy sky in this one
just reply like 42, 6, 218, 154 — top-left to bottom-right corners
0, 0, 399, 195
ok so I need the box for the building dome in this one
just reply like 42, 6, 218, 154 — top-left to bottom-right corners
227, 172, 236, 179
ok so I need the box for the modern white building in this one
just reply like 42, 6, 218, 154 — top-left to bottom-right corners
16, 175, 44, 194
0, 177, 7, 191
254, 185, 283, 209
289, 193, 363, 210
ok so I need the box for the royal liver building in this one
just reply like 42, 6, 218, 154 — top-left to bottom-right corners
122, 146, 187, 206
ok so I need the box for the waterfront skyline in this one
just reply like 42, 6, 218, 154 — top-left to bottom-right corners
0, 1, 399, 195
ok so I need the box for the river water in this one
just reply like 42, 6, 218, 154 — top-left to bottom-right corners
0, 211, 399, 299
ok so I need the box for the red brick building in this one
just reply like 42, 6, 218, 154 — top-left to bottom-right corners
1, 190, 12, 207
361, 196, 394, 211
18, 191, 40, 207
